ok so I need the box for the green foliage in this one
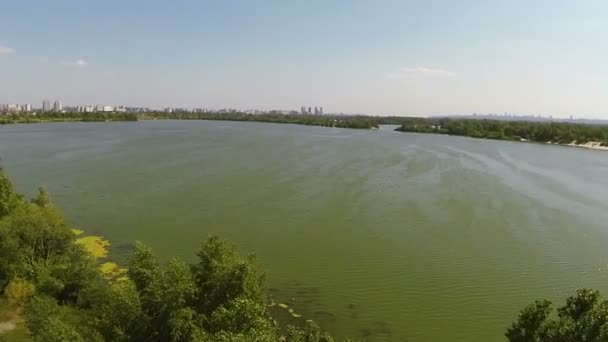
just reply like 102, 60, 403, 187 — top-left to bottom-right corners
32, 316, 86, 342
395, 117, 608, 146
123, 237, 279, 341
0, 111, 379, 129
143, 111, 379, 129
507, 289, 608, 342
23, 295, 104, 342
54, 244, 104, 304
0, 202, 74, 272
506, 300, 552, 342
0, 167, 22, 218
209, 297, 276, 335
31, 187, 51, 208
0, 224, 21, 290
286, 320, 335, 342
0, 111, 138, 124
4, 278, 35, 306
127, 241, 162, 296
193, 236, 265, 316
95, 280, 147, 341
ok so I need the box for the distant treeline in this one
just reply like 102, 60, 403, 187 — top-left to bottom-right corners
0, 111, 379, 129
142, 112, 379, 129
393, 117, 608, 146
0, 112, 138, 124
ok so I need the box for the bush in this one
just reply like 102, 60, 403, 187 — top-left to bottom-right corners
4, 278, 35, 306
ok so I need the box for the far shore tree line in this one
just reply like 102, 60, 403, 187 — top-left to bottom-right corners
0, 111, 379, 130
3, 111, 608, 148
393, 117, 608, 146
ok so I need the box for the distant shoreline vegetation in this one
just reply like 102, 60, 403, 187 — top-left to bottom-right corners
0, 112, 138, 124
3, 112, 608, 150
392, 117, 608, 149
0, 111, 379, 129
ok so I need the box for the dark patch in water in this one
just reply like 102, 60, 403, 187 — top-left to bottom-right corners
110, 242, 136, 263
295, 287, 320, 296
347, 303, 355, 310
360, 327, 372, 338
313, 311, 336, 321
373, 321, 391, 336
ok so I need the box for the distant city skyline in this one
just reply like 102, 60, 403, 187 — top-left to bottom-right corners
1, 1, 608, 118
1, 97, 605, 120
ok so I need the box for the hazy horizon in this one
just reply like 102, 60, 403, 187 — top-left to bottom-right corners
1, 0, 608, 118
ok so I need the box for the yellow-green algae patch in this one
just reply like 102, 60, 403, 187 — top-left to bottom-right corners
273, 301, 303, 319
100, 262, 127, 276
76, 235, 110, 259
73, 232, 129, 283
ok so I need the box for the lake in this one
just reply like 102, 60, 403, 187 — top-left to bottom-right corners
1, 120, 608, 341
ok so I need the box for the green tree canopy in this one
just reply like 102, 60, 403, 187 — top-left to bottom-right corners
507, 289, 608, 342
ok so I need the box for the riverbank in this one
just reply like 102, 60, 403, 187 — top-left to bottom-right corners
395, 117, 608, 152
0, 112, 379, 130
0, 113, 137, 124
141, 112, 379, 129
566, 141, 608, 151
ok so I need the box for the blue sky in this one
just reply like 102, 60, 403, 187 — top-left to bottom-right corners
1, 0, 607, 117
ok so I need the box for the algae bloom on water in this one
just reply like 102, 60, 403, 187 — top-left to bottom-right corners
75, 234, 128, 281
100, 262, 128, 279
75, 235, 110, 259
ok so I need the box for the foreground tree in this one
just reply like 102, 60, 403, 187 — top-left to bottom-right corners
0, 166, 22, 218
124, 238, 278, 341
507, 289, 608, 341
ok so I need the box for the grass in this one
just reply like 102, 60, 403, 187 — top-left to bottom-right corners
0, 299, 29, 342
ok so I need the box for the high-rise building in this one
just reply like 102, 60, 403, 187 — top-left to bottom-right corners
42, 99, 51, 112
53, 101, 62, 112
319, 107, 323, 115
308, 107, 312, 114
6, 104, 21, 112
23, 104, 32, 112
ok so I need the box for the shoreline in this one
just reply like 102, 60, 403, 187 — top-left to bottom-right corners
565, 141, 608, 151
396, 128, 608, 152
0, 114, 379, 130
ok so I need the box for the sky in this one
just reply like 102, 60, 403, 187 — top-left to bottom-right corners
1, 0, 608, 117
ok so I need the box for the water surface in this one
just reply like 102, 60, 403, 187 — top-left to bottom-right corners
1, 120, 608, 341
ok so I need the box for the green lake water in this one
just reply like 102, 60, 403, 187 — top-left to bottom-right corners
1, 120, 608, 341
